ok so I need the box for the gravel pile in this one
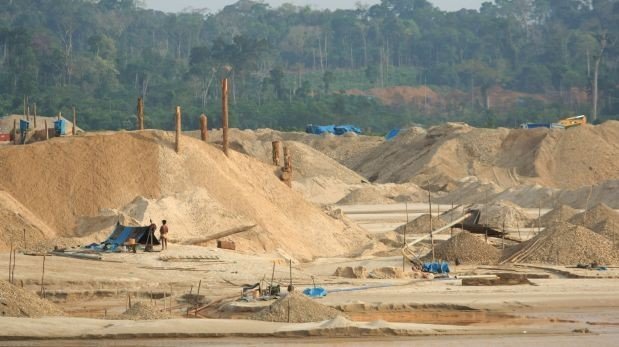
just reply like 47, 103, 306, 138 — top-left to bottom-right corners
476, 200, 532, 228
0, 280, 64, 317
502, 222, 619, 265
569, 203, 619, 234
119, 302, 170, 320
536, 205, 579, 227
251, 291, 344, 323
395, 214, 447, 234
423, 231, 501, 265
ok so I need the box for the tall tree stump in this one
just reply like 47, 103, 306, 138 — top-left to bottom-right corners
200, 114, 208, 142
175, 106, 181, 153
222, 78, 229, 156
272, 141, 282, 166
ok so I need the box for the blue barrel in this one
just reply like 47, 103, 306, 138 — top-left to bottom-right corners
54, 119, 67, 136
19, 119, 30, 132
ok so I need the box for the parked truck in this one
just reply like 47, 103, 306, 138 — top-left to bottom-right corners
520, 115, 586, 129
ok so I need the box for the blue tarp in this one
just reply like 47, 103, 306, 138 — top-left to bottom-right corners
305, 124, 361, 135
422, 262, 450, 274
19, 119, 30, 132
89, 223, 159, 252
303, 287, 327, 297
54, 119, 67, 136
385, 128, 400, 140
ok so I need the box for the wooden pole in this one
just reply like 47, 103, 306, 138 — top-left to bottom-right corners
11, 248, 16, 284
281, 146, 293, 187
40, 255, 46, 298
26, 105, 30, 122
72, 106, 77, 136
33, 103, 37, 128
175, 106, 181, 153
428, 184, 435, 262
200, 114, 208, 141
45, 120, 49, 141
23, 228, 26, 251
403, 201, 408, 272
58, 112, 61, 121
538, 200, 542, 235
222, 78, 229, 156
13, 119, 17, 145
8, 242, 12, 283
23, 96, 26, 118
272, 141, 282, 166
137, 97, 144, 130
269, 262, 276, 296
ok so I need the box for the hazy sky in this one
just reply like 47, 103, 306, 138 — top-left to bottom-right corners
143, 0, 485, 13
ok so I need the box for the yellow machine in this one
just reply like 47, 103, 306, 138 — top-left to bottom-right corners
559, 115, 587, 128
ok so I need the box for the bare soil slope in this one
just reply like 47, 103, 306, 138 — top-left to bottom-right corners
0, 131, 369, 260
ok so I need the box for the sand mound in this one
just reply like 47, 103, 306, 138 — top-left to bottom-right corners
537, 205, 580, 227
476, 200, 532, 228
119, 302, 170, 320
0, 281, 64, 317
351, 121, 619, 190
337, 186, 396, 205
333, 266, 368, 279
0, 191, 56, 251
569, 203, 619, 231
502, 222, 619, 265
368, 267, 409, 279
251, 291, 344, 323
395, 214, 447, 234
424, 232, 501, 265
0, 131, 369, 260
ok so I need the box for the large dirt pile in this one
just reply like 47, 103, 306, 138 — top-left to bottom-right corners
251, 291, 344, 323
351, 121, 619, 191
0, 191, 56, 251
119, 302, 170, 320
395, 214, 447, 234
475, 200, 532, 228
502, 223, 619, 265
0, 131, 369, 260
424, 232, 501, 265
0, 281, 64, 317
569, 204, 619, 232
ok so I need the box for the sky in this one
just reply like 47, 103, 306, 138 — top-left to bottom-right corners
142, 0, 485, 13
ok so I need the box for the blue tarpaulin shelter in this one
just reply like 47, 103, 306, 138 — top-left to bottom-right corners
306, 124, 361, 135
94, 223, 159, 252
54, 119, 67, 136
385, 128, 400, 141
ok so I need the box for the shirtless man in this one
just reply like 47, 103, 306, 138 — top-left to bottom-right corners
159, 220, 169, 250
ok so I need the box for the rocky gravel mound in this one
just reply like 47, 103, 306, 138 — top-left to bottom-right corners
0, 281, 64, 317
395, 214, 447, 234
251, 292, 344, 323
119, 302, 170, 320
424, 232, 501, 265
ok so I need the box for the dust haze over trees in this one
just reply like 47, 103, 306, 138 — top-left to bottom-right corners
0, 0, 617, 132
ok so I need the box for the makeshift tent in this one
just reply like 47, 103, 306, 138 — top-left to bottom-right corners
334, 125, 362, 135
97, 222, 159, 251
306, 124, 361, 135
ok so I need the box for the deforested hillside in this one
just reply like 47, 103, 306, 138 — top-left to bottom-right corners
0, 131, 369, 260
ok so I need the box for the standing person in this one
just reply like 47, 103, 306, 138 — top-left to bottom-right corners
159, 220, 169, 250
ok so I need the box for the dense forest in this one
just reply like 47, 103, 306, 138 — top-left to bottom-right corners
0, 0, 618, 132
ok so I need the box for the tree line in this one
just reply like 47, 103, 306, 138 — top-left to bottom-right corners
0, 0, 617, 132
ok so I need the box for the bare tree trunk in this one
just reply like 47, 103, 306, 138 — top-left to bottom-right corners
592, 33, 607, 123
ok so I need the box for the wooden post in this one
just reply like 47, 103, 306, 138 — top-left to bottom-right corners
428, 184, 435, 262
403, 201, 408, 272
23, 96, 26, 118
281, 146, 293, 187
272, 141, 282, 166
58, 112, 61, 121
40, 255, 46, 298
13, 119, 17, 145
175, 106, 181, 153
23, 228, 26, 251
200, 114, 208, 141
11, 248, 16, 284
72, 106, 77, 136
8, 242, 12, 283
45, 120, 49, 140
26, 105, 30, 122
137, 97, 144, 130
33, 103, 37, 129
222, 78, 229, 156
